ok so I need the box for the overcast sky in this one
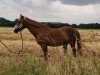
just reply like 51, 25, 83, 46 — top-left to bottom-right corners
0, 0, 100, 24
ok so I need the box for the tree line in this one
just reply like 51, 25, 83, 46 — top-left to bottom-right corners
0, 17, 100, 29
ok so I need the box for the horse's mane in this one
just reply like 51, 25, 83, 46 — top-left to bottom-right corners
26, 18, 50, 29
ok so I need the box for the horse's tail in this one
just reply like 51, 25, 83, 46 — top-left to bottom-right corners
73, 29, 82, 55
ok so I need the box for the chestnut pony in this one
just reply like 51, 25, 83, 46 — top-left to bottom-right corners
14, 15, 82, 61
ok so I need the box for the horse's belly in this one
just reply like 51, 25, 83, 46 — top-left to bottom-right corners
48, 38, 68, 46
37, 37, 68, 46
37, 31, 69, 46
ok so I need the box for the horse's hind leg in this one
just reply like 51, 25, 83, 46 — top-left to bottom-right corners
63, 44, 68, 55
70, 41, 76, 57
41, 44, 48, 61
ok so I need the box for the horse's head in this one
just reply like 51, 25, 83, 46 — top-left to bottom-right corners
14, 14, 27, 33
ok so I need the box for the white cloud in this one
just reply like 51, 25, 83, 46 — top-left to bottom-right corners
51, 1, 98, 24
0, 0, 100, 24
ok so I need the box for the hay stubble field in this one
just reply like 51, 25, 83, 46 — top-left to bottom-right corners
0, 27, 100, 75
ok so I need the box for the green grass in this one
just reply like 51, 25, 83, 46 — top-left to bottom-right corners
0, 53, 100, 75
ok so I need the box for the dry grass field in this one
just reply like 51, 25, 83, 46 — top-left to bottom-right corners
0, 27, 100, 75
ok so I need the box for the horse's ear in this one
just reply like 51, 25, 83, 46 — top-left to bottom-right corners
20, 14, 22, 17
20, 14, 24, 18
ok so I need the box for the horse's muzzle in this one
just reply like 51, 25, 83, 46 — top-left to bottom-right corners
14, 29, 18, 33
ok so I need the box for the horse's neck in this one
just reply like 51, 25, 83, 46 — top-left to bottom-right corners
28, 19, 43, 28
28, 19, 50, 29
27, 22, 40, 38
26, 19, 50, 37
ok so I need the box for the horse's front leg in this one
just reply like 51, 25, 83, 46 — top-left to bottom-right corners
40, 44, 48, 61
